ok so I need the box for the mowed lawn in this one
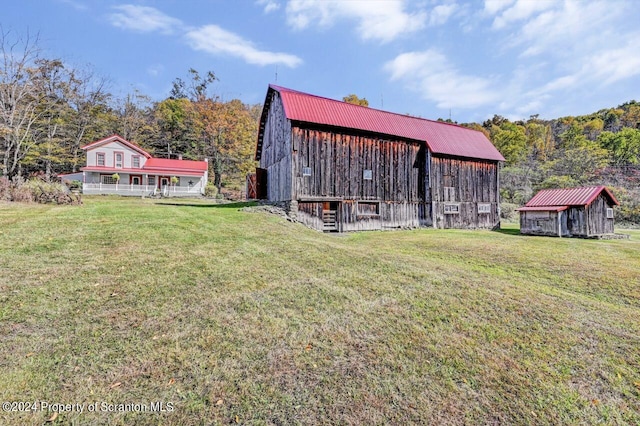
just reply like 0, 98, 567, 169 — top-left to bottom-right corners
0, 197, 639, 425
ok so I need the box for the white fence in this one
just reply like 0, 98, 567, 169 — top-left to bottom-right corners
83, 183, 203, 197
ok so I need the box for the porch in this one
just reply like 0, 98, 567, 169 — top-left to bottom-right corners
82, 183, 204, 197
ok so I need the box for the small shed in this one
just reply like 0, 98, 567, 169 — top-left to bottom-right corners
518, 186, 619, 238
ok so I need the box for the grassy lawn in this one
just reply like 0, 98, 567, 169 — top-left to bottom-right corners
1, 196, 639, 425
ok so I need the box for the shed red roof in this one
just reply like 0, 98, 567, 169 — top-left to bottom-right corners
523, 186, 619, 208
257, 85, 505, 162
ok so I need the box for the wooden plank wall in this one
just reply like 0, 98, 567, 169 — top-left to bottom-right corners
430, 156, 500, 229
585, 194, 614, 235
259, 92, 292, 202
291, 127, 425, 203
520, 211, 560, 236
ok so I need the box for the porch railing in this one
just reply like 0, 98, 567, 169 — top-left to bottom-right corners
82, 183, 203, 197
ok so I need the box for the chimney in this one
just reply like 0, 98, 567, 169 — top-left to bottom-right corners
178, 154, 183, 160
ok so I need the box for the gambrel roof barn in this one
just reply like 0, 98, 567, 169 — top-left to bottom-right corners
254, 85, 505, 232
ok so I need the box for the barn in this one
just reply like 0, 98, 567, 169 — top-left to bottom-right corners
254, 85, 505, 232
518, 186, 619, 238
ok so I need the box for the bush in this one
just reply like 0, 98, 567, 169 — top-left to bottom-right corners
500, 202, 518, 221
0, 177, 81, 205
204, 183, 218, 198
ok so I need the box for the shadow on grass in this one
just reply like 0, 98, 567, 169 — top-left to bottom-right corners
493, 227, 521, 236
154, 201, 258, 209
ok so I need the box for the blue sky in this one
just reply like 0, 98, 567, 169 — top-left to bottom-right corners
4, 0, 640, 123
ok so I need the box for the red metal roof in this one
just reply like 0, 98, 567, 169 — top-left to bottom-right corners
81, 134, 152, 158
258, 85, 504, 162
516, 206, 569, 212
143, 158, 208, 173
524, 186, 619, 208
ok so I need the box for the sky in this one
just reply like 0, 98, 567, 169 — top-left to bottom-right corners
3, 0, 640, 123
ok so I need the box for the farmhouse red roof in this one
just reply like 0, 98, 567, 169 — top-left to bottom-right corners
259, 85, 505, 162
523, 186, 619, 208
144, 158, 208, 173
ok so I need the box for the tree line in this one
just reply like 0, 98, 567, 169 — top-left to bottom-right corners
0, 30, 259, 196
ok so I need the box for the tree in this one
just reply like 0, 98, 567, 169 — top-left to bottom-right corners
343, 94, 368, 107
0, 29, 42, 177
491, 122, 527, 165
597, 128, 640, 166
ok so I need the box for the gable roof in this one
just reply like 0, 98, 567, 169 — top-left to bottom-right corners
81, 134, 152, 158
256, 85, 505, 162
144, 158, 208, 173
519, 186, 619, 211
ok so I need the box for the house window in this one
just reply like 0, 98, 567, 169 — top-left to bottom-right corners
357, 201, 380, 216
147, 176, 156, 186
606, 208, 614, 219
302, 167, 312, 176
114, 152, 123, 168
96, 152, 105, 167
101, 175, 117, 185
363, 169, 373, 180
478, 203, 491, 214
444, 203, 460, 214
132, 156, 140, 168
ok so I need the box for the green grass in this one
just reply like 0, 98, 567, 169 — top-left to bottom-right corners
1, 196, 639, 425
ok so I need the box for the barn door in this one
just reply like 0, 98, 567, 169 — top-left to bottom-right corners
322, 201, 339, 232
255, 168, 268, 200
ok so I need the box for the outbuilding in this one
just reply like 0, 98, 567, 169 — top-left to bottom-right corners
518, 186, 619, 238
253, 85, 505, 232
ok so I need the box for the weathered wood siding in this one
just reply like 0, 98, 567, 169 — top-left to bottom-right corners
520, 210, 562, 236
259, 92, 292, 202
291, 127, 431, 231
585, 194, 615, 235
430, 156, 500, 229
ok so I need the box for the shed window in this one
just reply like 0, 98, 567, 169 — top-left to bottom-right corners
478, 203, 491, 214
444, 203, 460, 214
363, 169, 373, 180
302, 167, 312, 176
606, 208, 614, 219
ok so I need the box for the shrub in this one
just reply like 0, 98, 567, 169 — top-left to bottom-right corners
204, 183, 218, 198
0, 177, 81, 205
500, 202, 518, 221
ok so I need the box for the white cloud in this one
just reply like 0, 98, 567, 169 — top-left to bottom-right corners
429, 3, 458, 26
147, 64, 164, 77
109, 5, 183, 34
285, 0, 427, 43
256, 0, 280, 13
483, 0, 514, 15
185, 25, 302, 67
384, 50, 499, 109
491, 0, 554, 29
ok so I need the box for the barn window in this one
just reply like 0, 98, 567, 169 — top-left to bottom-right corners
302, 167, 312, 176
478, 203, 491, 214
444, 203, 460, 214
363, 169, 373, 180
357, 201, 379, 216
444, 187, 455, 202
606, 208, 614, 219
